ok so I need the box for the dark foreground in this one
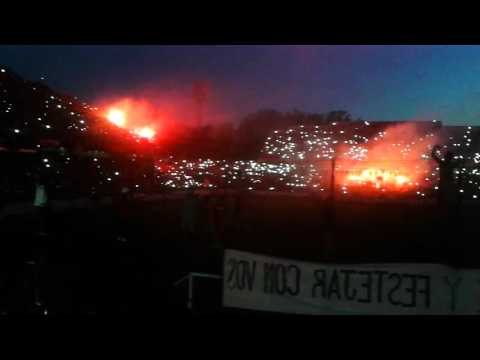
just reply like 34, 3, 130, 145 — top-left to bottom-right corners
0, 192, 477, 316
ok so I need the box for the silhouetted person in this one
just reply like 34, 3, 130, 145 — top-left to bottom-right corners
31, 172, 51, 315
431, 145, 462, 265
33, 172, 49, 236
431, 145, 459, 208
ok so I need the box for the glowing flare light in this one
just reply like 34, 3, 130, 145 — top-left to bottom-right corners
106, 109, 126, 127
345, 168, 412, 190
104, 105, 156, 141
134, 127, 156, 140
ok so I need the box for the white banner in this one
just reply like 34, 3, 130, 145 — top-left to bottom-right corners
223, 249, 480, 315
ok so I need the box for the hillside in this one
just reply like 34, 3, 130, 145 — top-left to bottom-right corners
0, 66, 149, 155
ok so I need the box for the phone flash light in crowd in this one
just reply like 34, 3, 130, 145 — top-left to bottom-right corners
43, 158, 48, 163
13, 129, 20, 133
45, 124, 51, 129
115, 172, 119, 176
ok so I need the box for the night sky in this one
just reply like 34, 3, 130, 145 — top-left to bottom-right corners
1, 45, 480, 125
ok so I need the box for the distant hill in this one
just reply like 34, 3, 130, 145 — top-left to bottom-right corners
0, 65, 147, 155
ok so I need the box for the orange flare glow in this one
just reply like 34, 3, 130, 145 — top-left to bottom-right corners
106, 109, 126, 128
133, 127, 156, 140
346, 168, 412, 189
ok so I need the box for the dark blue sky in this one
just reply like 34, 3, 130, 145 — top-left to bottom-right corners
1, 45, 480, 124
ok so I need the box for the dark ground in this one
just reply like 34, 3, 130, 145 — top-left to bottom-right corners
0, 191, 477, 316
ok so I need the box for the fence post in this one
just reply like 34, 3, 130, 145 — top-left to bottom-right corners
324, 157, 336, 260
330, 156, 336, 203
